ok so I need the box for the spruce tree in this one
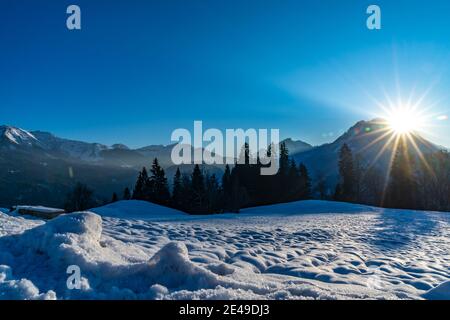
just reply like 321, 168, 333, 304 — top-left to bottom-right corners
64, 183, 96, 212
222, 164, 232, 196
172, 168, 183, 209
386, 142, 417, 209
111, 192, 119, 203
287, 159, 300, 201
298, 163, 312, 199
123, 187, 131, 200
132, 167, 149, 200
205, 173, 221, 213
191, 165, 206, 213
149, 158, 170, 205
279, 142, 290, 176
338, 143, 355, 202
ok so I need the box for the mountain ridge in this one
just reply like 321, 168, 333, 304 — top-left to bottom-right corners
0, 121, 442, 207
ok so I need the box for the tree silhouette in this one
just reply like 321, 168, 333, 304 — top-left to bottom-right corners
64, 183, 96, 212
336, 143, 355, 202
132, 167, 149, 200
386, 141, 417, 209
123, 187, 131, 200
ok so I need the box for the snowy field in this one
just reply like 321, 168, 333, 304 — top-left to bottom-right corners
0, 200, 449, 300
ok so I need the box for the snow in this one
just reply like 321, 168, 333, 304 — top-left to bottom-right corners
13, 206, 65, 214
0, 126, 37, 146
422, 281, 450, 300
91, 200, 187, 220
0, 201, 448, 300
240, 200, 380, 215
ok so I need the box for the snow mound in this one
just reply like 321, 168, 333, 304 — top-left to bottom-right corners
144, 242, 219, 289
240, 200, 379, 215
0, 265, 56, 300
0, 201, 448, 300
0, 212, 221, 299
91, 200, 187, 220
422, 281, 450, 300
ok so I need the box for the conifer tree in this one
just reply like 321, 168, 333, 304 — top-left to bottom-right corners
123, 187, 131, 200
171, 168, 183, 209
337, 143, 355, 201
111, 192, 119, 203
149, 158, 170, 205
298, 163, 312, 199
132, 167, 149, 200
205, 173, 221, 213
64, 183, 96, 212
191, 164, 206, 212
386, 142, 417, 209
222, 164, 232, 196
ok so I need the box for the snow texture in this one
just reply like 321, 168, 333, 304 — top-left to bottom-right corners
0, 201, 448, 300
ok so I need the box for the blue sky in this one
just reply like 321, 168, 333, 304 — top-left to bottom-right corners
1, 0, 450, 148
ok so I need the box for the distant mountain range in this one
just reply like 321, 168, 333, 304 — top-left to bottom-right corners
0, 121, 441, 207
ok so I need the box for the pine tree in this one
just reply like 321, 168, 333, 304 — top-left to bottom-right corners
334, 183, 342, 201
338, 143, 355, 202
149, 158, 170, 205
229, 169, 243, 212
171, 168, 183, 209
111, 192, 119, 203
205, 173, 221, 213
287, 159, 300, 201
222, 164, 232, 196
279, 142, 290, 176
386, 141, 417, 209
191, 164, 206, 213
64, 183, 96, 212
123, 187, 131, 200
298, 163, 312, 199
315, 175, 328, 200
132, 167, 149, 200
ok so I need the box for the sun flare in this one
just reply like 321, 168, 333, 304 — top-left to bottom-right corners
385, 107, 425, 135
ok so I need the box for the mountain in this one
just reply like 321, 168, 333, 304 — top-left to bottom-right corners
292, 119, 440, 186
0, 121, 441, 207
0, 126, 235, 207
282, 138, 313, 154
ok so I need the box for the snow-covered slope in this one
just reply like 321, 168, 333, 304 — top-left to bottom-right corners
240, 200, 380, 215
0, 201, 448, 300
91, 200, 187, 220
0, 125, 38, 147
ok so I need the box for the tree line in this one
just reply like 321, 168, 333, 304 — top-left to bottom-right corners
334, 142, 450, 211
64, 141, 450, 213
127, 142, 312, 214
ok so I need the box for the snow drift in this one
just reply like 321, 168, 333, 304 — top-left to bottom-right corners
0, 212, 222, 299
0, 200, 449, 300
91, 200, 187, 220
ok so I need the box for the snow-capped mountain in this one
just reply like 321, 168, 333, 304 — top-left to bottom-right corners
0, 121, 442, 207
0, 126, 165, 166
0, 125, 39, 147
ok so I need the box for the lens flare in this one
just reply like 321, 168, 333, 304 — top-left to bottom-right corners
386, 107, 425, 135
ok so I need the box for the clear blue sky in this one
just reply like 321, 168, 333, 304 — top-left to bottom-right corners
1, 0, 450, 148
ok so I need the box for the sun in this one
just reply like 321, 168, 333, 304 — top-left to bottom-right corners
386, 106, 425, 135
